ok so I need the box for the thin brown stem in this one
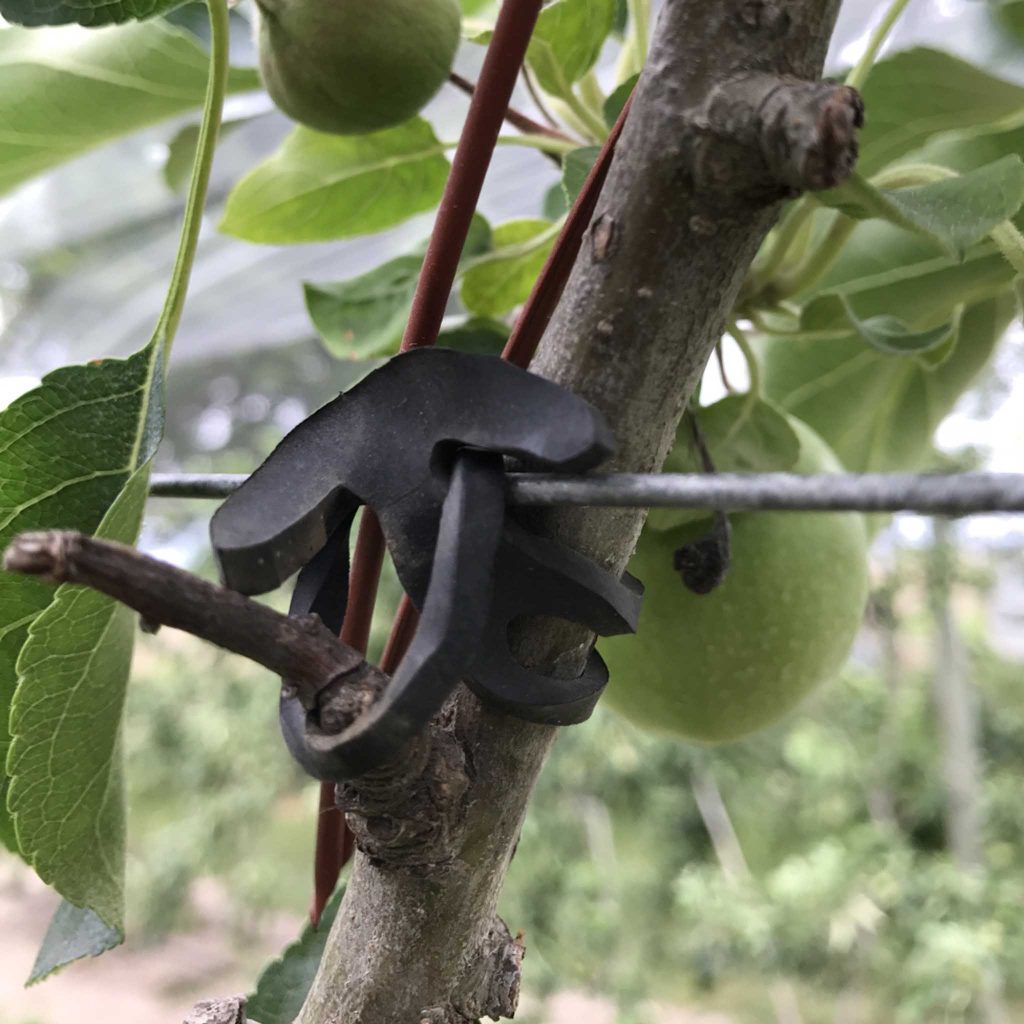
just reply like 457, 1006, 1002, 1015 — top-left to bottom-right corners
522, 65, 562, 130
448, 71, 575, 143
312, 0, 548, 918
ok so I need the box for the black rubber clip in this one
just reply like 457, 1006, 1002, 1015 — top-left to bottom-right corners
210, 348, 642, 781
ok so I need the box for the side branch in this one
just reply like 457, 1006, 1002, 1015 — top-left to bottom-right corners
700, 75, 863, 193
3, 531, 383, 708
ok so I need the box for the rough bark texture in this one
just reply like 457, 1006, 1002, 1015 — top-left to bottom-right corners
298, 2, 848, 1021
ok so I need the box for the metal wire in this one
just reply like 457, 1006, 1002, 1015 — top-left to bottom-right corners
149, 471, 1024, 515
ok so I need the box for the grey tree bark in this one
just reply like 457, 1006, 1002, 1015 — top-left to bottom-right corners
293, 3, 857, 1021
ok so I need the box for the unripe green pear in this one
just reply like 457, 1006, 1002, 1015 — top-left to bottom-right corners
255, 0, 462, 135
599, 417, 869, 743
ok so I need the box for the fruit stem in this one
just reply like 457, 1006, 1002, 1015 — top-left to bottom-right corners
155, 0, 229, 356
439, 134, 578, 157
565, 86, 611, 141
768, 210, 858, 300
522, 66, 565, 132
846, 0, 913, 91
745, 196, 816, 300
578, 71, 607, 121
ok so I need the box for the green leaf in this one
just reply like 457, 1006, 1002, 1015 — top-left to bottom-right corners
604, 75, 637, 127
543, 182, 569, 221
614, 0, 628, 34
647, 396, 801, 531
562, 145, 601, 204
247, 885, 347, 1024
460, 219, 558, 317
305, 256, 422, 360
857, 48, 1024, 177
528, 0, 617, 97
819, 158, 1024, 259
29, 900, 122, 984
762, 294, 1017, 472
304, 215, 492, 359
220, 120, 451, 245
0, 345, 164, 853
7, 467, 151, 932
0, 23, 259, 197
436, 317, 509, 354
0, 0, 184, 26
831, 296, 966, 364
459, 0, 493, 11
797, 226, 1016, 335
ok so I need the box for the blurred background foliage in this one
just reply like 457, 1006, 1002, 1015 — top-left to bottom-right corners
4, 0, 1024, 1021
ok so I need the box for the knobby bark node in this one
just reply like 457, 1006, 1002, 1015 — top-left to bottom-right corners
422, 919, 525, 1024
698, 76, 863, 196
184, 997, 247, 1024
336, 697, 473, 867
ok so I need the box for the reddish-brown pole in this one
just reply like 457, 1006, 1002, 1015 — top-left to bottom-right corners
310, 0, 547, 926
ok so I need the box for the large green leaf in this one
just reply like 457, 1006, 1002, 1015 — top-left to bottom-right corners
0, 0, 184, 25
819, 158, 1024, 259
220, 119, 451, 244
761, 294, 1017, 473
803, 297, 963, 365
0, 23, 259, 197
247, 885, 346, 1024
796, 224, 1016, 336
305, 256, 423, 360
304, 215, 492, 359
0, 345, 163, 853
857, 48, 1024, 177
7, 469, 149, 934
527, 0, 617, 97
460, 218, 558, 317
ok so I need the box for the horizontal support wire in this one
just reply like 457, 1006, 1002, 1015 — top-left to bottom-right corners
149, 472, 1024, 516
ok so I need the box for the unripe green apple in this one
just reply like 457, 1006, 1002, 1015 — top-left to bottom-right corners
255, 0, 461, 135
599, 417, 869, 743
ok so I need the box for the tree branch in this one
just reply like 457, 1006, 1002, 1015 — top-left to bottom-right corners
297, 2, 851, 1022
3, 531, 384, 712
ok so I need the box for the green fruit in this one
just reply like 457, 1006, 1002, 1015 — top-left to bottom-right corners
599, 417, 869, 743
256, 0, 461, 135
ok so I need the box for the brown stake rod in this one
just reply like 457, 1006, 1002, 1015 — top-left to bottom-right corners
311, 0, 547, 922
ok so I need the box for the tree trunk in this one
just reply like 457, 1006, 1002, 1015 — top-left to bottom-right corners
297, 3, 855, 1020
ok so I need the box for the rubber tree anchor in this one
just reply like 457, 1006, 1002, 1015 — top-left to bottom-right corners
210, 348, 643, 782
